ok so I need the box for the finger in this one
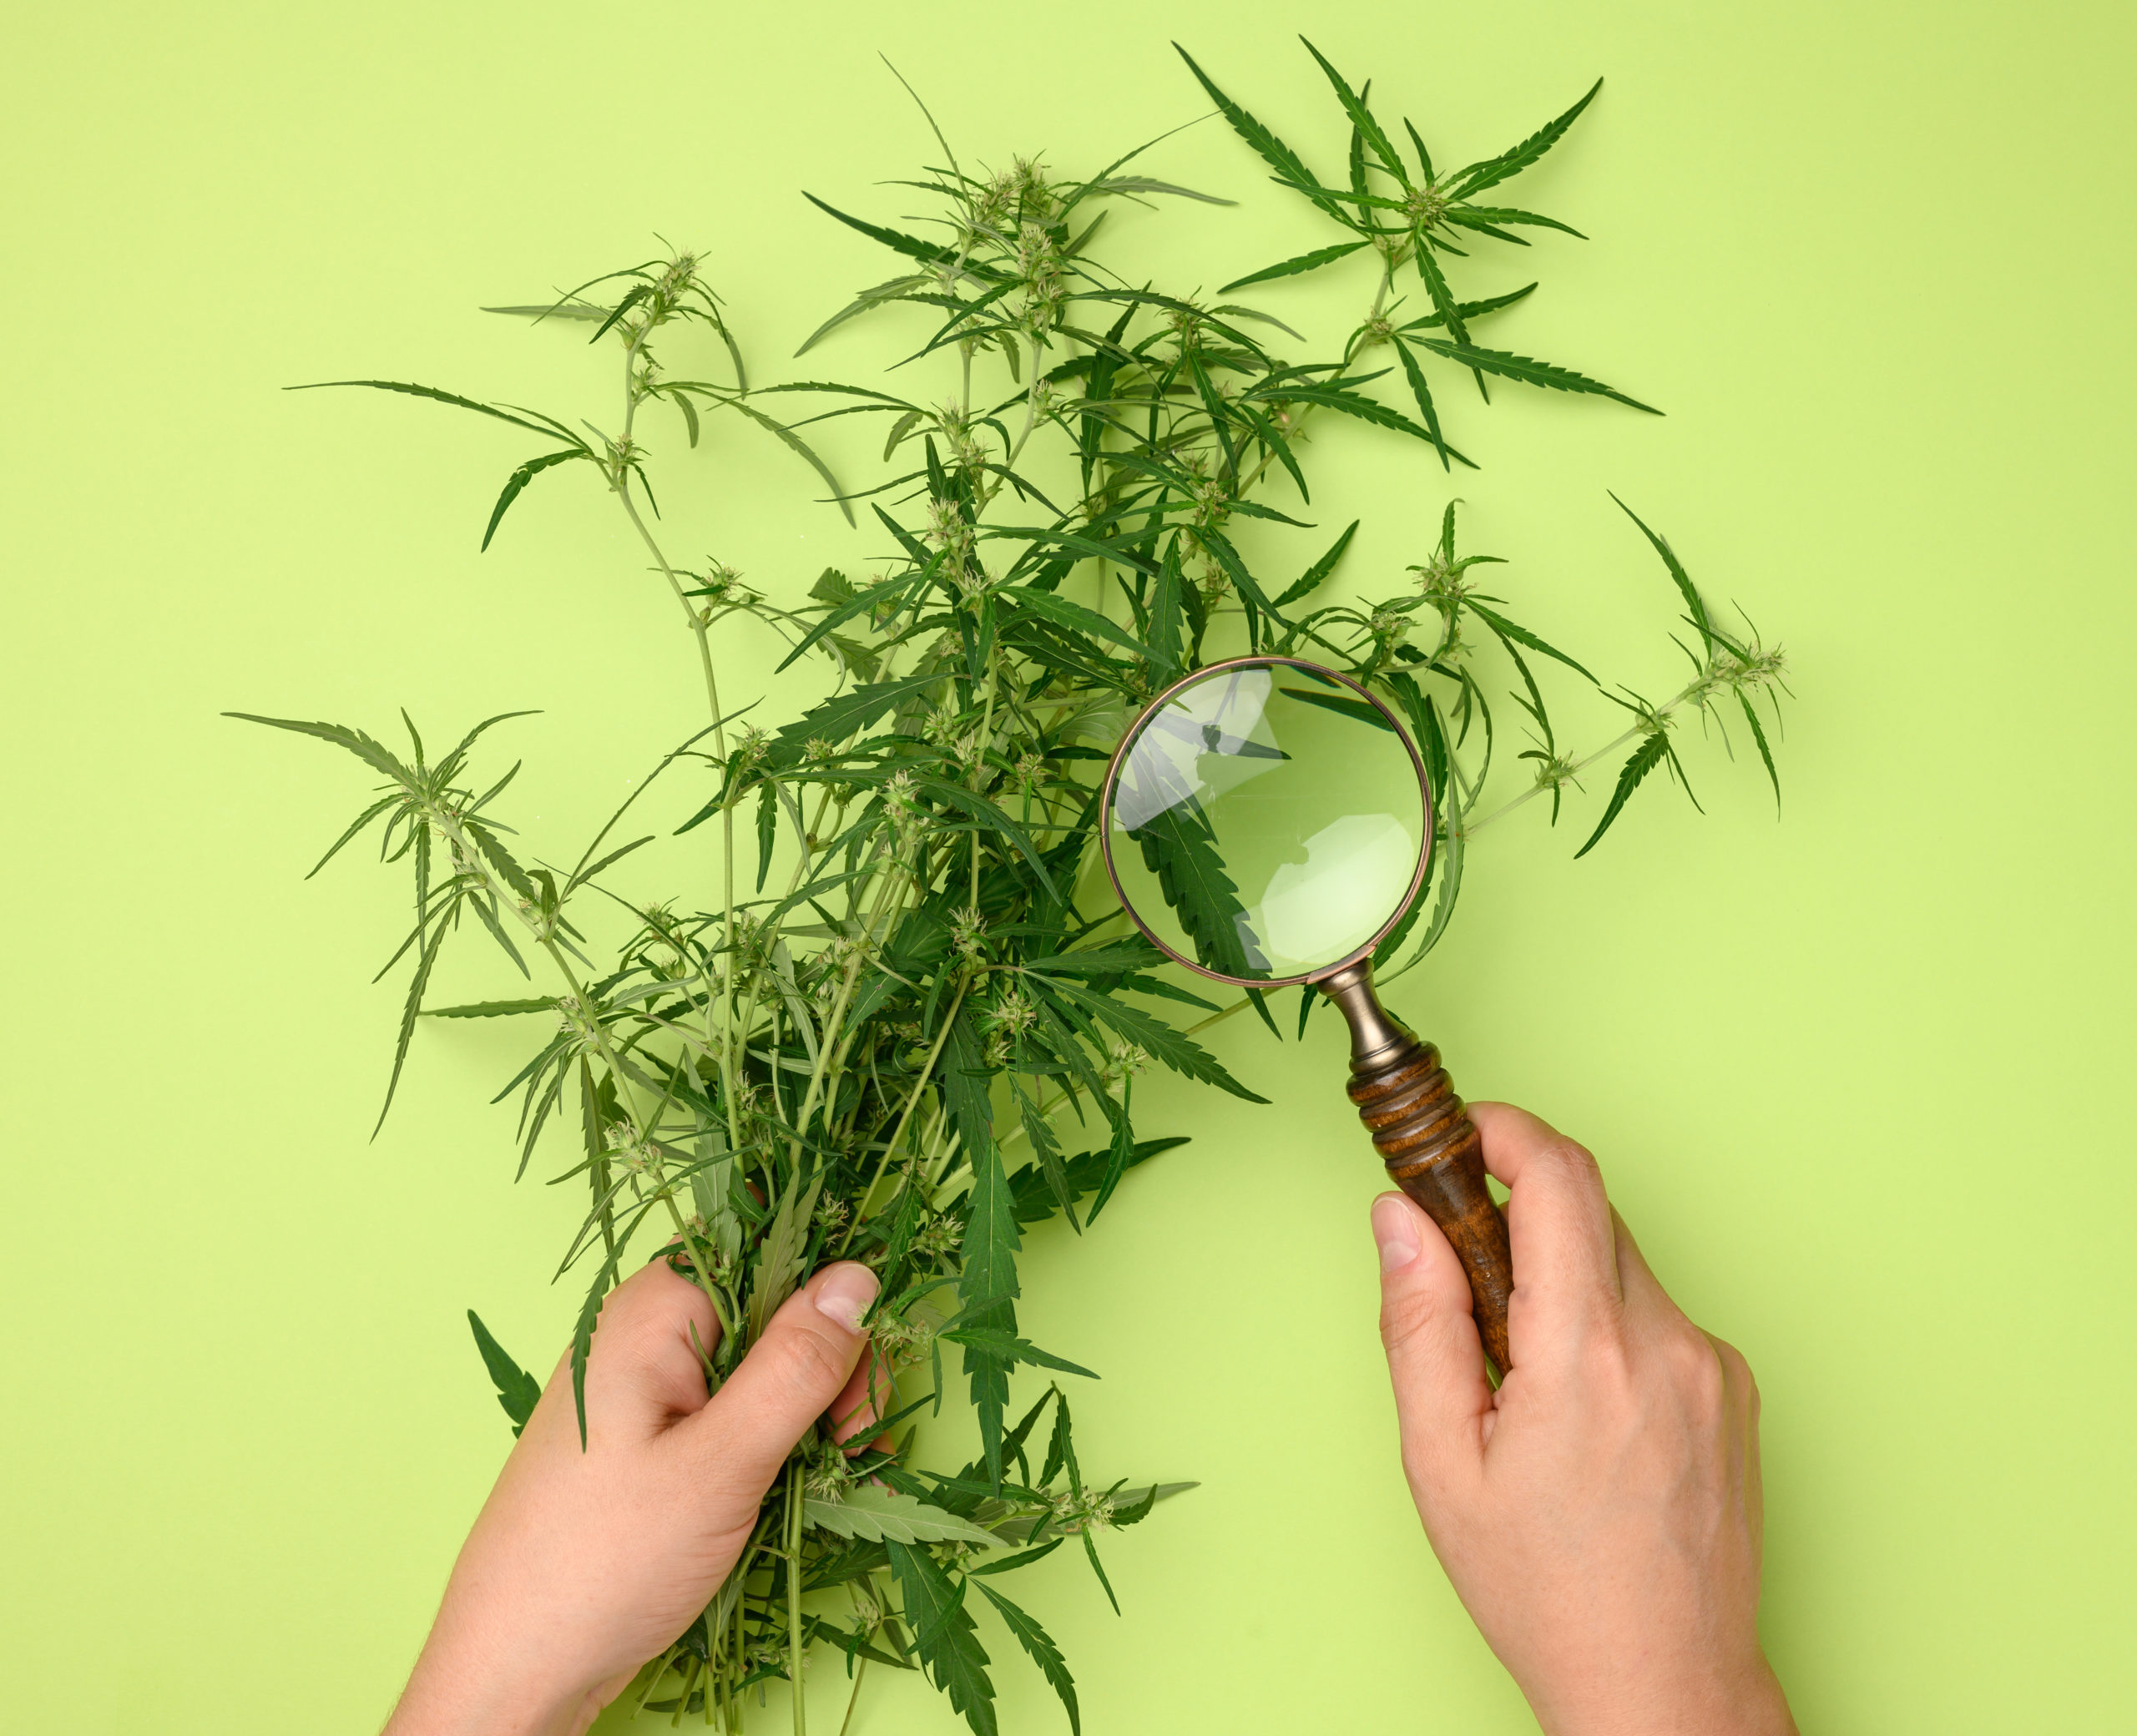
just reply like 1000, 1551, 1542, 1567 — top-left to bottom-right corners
1737, 1341, 1766, 1552
1608, 1207, 1680, 1328
1467, 1102, 1622, 1350
669, 1262, 878, 1508
1372, 1192, 1492, 1491
827, 1343, 897, 1455
533, 1256, 721, 1447
1704, 1331, 1761, 1545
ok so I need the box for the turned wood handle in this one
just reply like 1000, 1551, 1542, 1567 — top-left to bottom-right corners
1319, 963, 1513, 1374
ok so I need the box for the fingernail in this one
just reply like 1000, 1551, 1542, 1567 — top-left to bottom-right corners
813, 1263, 881, 1334
1372, 1194, 1420, 1274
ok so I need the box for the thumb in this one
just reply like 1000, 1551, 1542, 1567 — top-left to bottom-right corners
669, 1261, 878, 1514
1372, 1193, 1493, 1490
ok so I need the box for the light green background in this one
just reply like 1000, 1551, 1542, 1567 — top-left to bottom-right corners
6, 2, 2133, 1730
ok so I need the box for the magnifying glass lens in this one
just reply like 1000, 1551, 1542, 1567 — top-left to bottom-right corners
1105, 662, 1428, 983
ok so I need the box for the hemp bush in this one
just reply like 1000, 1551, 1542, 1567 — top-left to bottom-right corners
240, 40, 1786, 1733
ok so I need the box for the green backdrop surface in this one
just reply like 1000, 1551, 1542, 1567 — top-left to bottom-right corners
5, 2, 2134, 1730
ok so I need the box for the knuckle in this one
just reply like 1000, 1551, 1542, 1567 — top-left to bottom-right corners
1538, 1137, 1604, 1192
1711, 1335, 1752, 1384
761, 1324, 849, 1400
1668, 1330, 1726, 1416
1711, 1335, 1761, 1418
1378, 1282, 1450, 1358
1519, 1136, 1608, 1214
1578, 1325, 1639, 1400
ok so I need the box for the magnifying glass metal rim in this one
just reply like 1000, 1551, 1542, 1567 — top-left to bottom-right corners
1097, 654, 1437, 991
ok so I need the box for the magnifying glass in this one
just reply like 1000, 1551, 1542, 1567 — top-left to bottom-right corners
1100, 655, 1514, 1373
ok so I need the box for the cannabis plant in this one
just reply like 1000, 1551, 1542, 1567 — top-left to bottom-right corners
237, 40, 1786, 1734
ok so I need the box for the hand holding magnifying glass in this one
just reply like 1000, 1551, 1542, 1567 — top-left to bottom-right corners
1101, 655, 1514, 1373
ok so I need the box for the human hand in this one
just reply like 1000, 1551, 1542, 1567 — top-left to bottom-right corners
1372, 1103, 1796, 1736
383, 1255, 891, 1736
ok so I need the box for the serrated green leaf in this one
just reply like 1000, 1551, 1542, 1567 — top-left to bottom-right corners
1740, 692, 1781, 810
1088, 1088, 1137, 1222
1038, 979, 1268, 1103
745, 1166, 822, 1341
972, 1582, 1079, 1736
954, 1002, 1021, 1487
305, 794, 400, 879
940, 1328, 1099, 1380
376, 917, 447, 1136
888, 1543, 997, 1736
467, 1310, 543, 1436
586, 282, 653, 346
1411, 240, 1471, 351
722, 397, 856, 526
1467, 601, 1597, 683
1278, 682, 1395, 731
285, 379, 575, 443
914, 780, 1063, 901
803, 193, 1001, 280
1276, 520, 1358, 606
1447, 78, 1603, 199
1609, 492, 1713, 644
1217, 239, 1370, 294
754, 779, 776, 893
806, 1486, 1003, 1548
1445, 204, 1585, 240
1416, 802, 1465, 958
1008, 1071, 1077, 1230
1574, 732, 1670, 859
1094, 174, 1235, 205
1174, 43, 1342, 223
482, 449, 586, 551
1257, 381, 1453, 452
1003, 586, 1149, 661
764, 671, 939, 772
1008, 1135, 1186, 1227
1300, 38, 1405, 179
1403, 116, 1436, 181
1146, 542, 1184, 674
225, 713, 412, 786
1410, 339, 1659, 414
568, 1219, 641, 1450
1115, 783, 1267, 980
1107, 1481, 1199, 1527
1392, 338, 1453, 470
772, 570, 913, 676
481, 300, 609, 321
1395, 282, 1538, 333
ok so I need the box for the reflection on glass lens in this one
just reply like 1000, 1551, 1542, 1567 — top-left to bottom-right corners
1105, 662, 1427, 983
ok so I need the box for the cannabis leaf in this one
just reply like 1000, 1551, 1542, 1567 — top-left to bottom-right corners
466, 1310, 542, 1436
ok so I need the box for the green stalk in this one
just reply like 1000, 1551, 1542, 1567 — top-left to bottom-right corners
1464, 673, 1707, 835
617, 477, 747, 1158
612, 312, 747, 1157
786, 847, 917, 1150
437, 799, 725, 1310
837, 977, 969, 1249
786, 1467, 806, 1736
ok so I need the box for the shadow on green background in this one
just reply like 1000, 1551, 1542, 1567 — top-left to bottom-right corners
3, 2, 2132, 1730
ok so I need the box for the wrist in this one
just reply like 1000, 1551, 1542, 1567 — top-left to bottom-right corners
1534, 1648, 1796, 1736
384, 1636, 602, 1736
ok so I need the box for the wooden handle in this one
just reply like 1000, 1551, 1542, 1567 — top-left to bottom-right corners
1318, 962, 1513, 1374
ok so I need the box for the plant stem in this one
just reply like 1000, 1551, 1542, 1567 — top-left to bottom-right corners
836, 1659, 869, 1736
839, 977, 969, 1249
1466, 673, 1706, 835
786, 1468, 806, 1736
616, 483, 749, 1154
